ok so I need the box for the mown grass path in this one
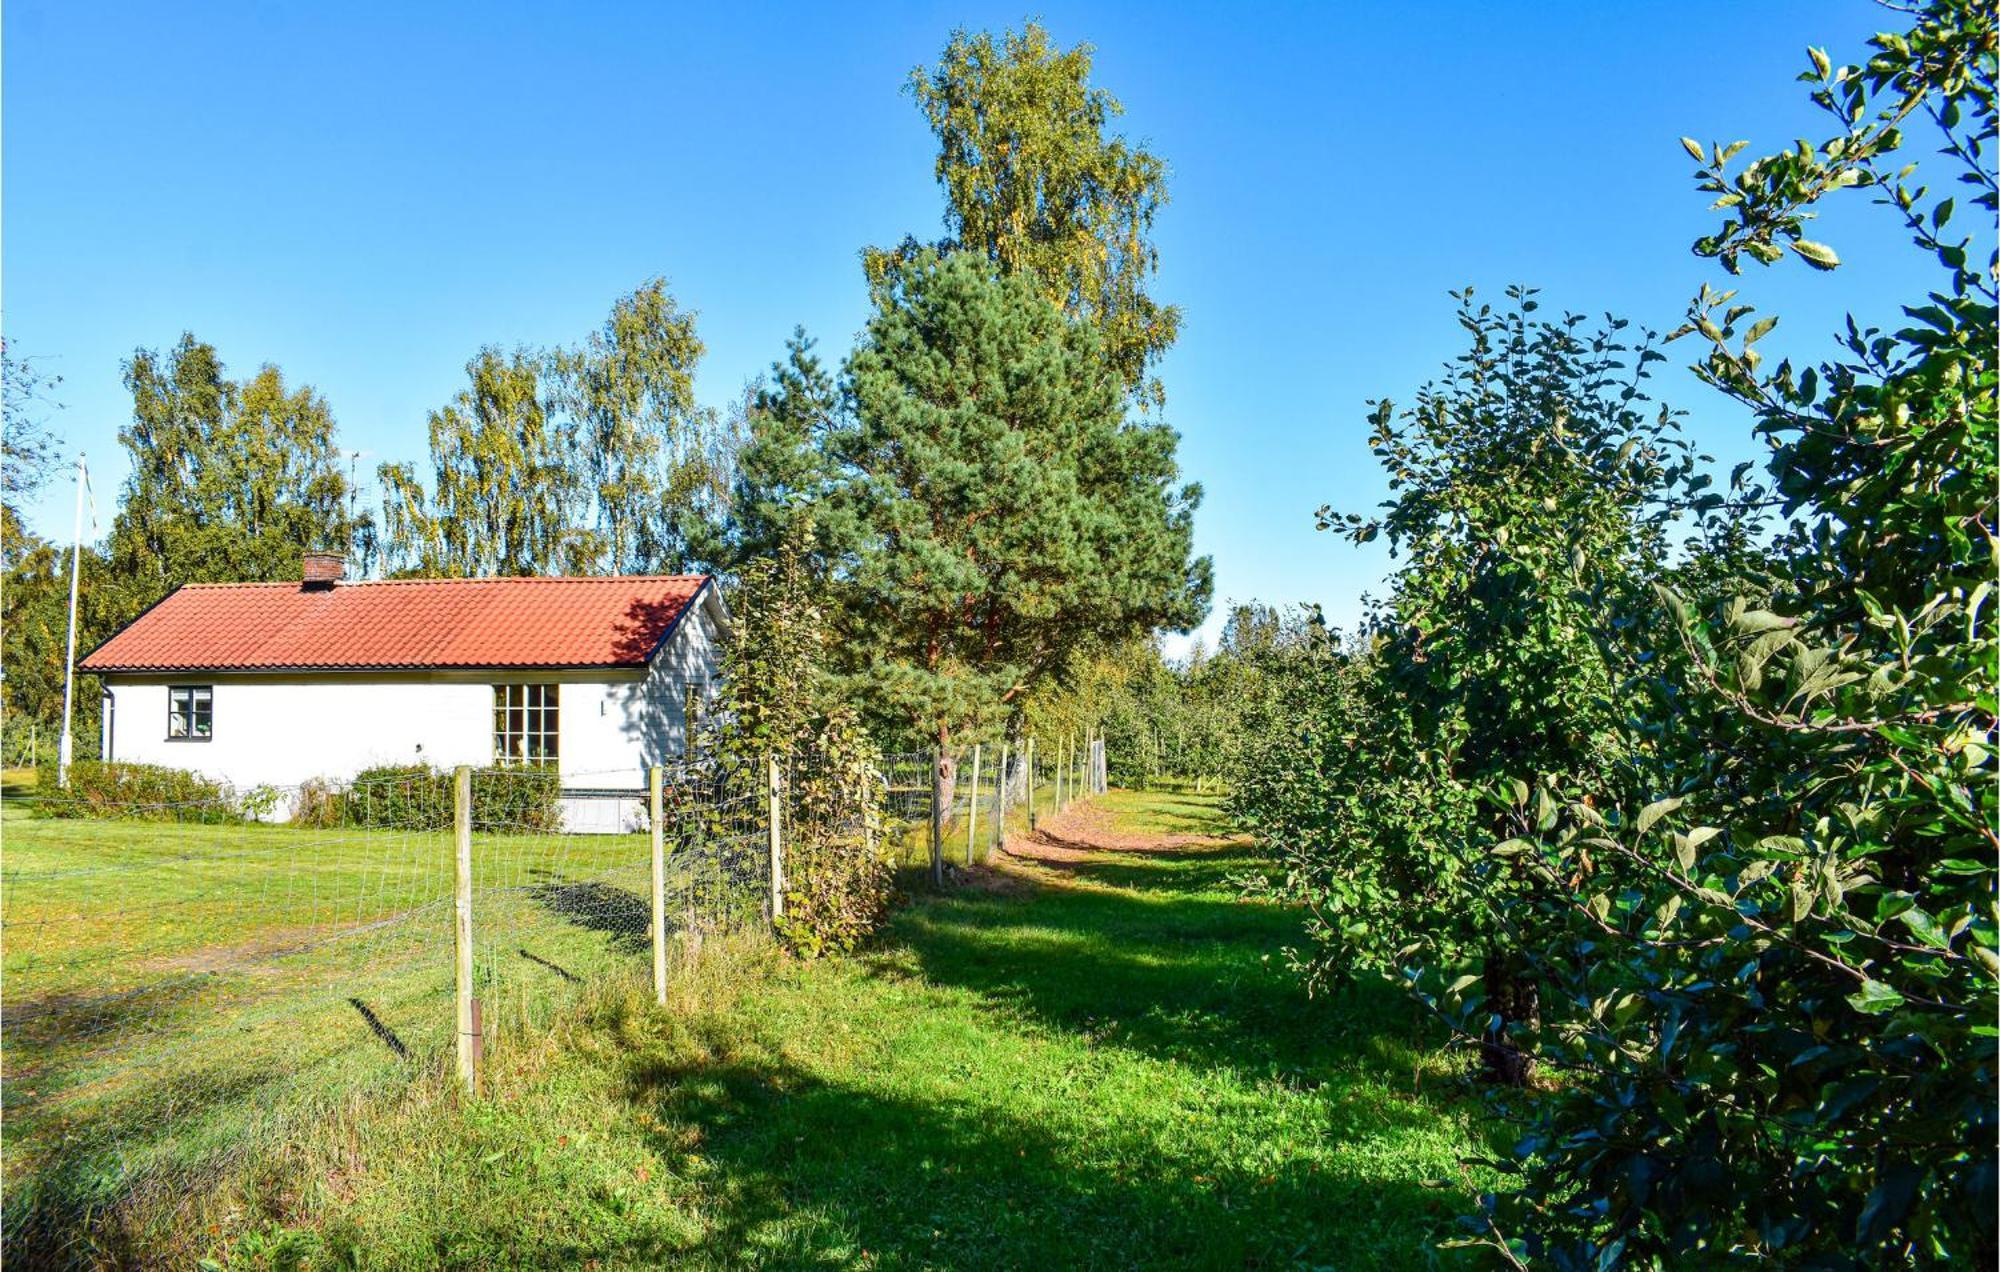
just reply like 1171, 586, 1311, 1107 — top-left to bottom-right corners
203, 790, 1488, 1269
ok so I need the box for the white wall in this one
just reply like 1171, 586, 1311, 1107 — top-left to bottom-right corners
100, 586, 728, 807
104, 677, 494, 790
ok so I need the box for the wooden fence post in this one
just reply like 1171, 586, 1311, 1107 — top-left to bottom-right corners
649, 764, 667, 1006
453, 765, 477, 1095
994, 742, 1010, 854
767, 755, 785, 922
1026, 736, 1037, 830
960, 740, 976, 868
929, 749, 946, 888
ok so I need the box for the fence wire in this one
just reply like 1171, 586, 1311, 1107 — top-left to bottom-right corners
874, 736, 1107, 869
2, 738, 1104, 1256
1, 763, 770, 1257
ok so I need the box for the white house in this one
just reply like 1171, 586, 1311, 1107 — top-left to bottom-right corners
80, 553, 729, 827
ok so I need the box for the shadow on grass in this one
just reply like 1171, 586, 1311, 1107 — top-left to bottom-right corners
601, 1015, 1473, 1269
348, 997, 410, 1058
1010, 829, 1265, 894
890, 828, 1439, 1087
2, 1064, 328, 1270
558, 818, 1486, 1268
528, 879, 651, 952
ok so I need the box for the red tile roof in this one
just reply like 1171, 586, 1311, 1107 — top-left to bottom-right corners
80, 575, 712, 673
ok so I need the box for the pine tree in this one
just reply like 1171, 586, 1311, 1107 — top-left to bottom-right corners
832, 248, 1209, 777
725, 327, 843, 568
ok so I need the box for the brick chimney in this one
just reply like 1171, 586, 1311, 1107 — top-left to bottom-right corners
301, 551, 346, 589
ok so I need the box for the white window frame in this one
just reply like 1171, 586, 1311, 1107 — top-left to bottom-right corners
493, 683, 559, 767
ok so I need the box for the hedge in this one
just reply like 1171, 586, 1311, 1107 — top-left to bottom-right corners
345, 763, 562, 833
37, 761, 240, 822
32, 760, 562, 832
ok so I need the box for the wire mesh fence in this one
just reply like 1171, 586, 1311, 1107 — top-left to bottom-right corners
1, 737, 1108, 1253
0, 762, 772, 1254
874, 734, 1109, 871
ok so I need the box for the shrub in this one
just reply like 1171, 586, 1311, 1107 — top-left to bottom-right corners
346, 764, 451, 830
774, 708, 893, 958
712, 534, 895, 956
469, 766, 562, 833
36, 761, 237, 823
291, 777, 346, 829
1458, 12, 1998, 1262
343, 763, 561, 832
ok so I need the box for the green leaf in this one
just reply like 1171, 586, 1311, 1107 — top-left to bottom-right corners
1897, 908, 1950, 950
1791, 239, 1841, 270
1846, 979, 1904, 1015
1680, 136, 1707, 162
1636, 796, 1683, 835
1672, 832, 1698, 873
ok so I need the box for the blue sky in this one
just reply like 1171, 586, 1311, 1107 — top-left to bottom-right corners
4, 0, 1916, 649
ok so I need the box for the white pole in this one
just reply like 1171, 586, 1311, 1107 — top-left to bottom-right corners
454, 765, 477, 1093
964, 742, 982, 867
57, 455, 86, 789
650, 765, 667, 1006
769, 755, 786, 920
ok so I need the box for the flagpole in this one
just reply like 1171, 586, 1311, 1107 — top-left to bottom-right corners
57, 454, 86, 789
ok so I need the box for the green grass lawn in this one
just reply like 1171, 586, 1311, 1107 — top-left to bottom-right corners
3, 797, 772, 1266
106, 789, 1493, 1270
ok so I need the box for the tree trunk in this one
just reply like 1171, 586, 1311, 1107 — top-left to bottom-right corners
1481, 950, 1538, 1086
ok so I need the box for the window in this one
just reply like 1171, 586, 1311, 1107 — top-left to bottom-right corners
493, 684, 558, 766
168, 686, 212, 740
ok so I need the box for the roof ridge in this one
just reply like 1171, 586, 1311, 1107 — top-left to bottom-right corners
178, 573, 709, 589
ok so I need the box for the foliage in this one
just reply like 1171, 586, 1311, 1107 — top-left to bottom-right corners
1449, 8, 1997, 1263
378, 347, 577, 577
829, 248, 1209, 765
0, 544, 125, 763
37, 760, 237, 822
6, 336, 365, 756
1022, 608, 1314, 793
111, 334, 370, 604
711, 532, 891, 956
345, 763, 561, 833
877, 22, 1180, 410
290, 776, 346, 829
376, 280, 734, 577
774, 706, 892, 958
723, 327, 844, 570
1, 336, 66, 560
1244, 287, 1702, 1081
1236, 2, 1996, 1264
